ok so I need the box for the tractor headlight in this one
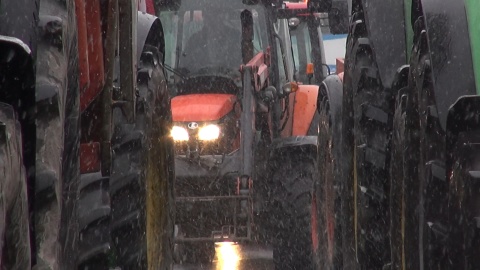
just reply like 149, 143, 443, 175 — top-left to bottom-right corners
198, 124, 221, 141
171, 126, 189, 141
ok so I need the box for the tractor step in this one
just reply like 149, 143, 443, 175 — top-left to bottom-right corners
361, 103, 388, 124
357, 143, 386, 170
359, 184, 385, 203
474, 217, 480, 229
426, 160, 446, 182
427, 221, 447, 240
469, 170, 480, 181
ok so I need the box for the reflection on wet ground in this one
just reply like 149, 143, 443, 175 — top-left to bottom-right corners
174, 242, 273, 270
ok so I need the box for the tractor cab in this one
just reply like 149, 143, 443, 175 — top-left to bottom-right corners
160, 0, 268, 91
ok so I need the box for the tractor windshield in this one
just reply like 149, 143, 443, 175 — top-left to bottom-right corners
290, 20, 313, 84
159, 0, 268, 93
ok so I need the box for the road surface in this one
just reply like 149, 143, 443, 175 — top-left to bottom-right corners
174, 242, 273, 270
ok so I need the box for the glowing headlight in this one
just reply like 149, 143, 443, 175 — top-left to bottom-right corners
198, 124, 220, 141
171, 126, 189, 141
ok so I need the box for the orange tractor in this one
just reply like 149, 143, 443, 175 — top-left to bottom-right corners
156, 0, 340, 266
0, 0, 174, 269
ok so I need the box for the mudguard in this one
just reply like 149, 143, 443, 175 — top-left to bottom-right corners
0, 0, 39, 58
318, 74, 343, 126
0, 35, 34, 85
445, 95, 480, 172
292, 85, 319, 136
0, 35, 32, 57
419, 0, 476, 130
354, 0, 407, 89
0, 35, 35, 137
137, 11, 165, 64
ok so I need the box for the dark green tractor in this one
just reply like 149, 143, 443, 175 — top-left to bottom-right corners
313, 0, 480, 269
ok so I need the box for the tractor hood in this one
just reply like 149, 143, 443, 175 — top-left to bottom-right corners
171, 94, 237, 122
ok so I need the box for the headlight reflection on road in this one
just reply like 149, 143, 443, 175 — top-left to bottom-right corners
215, 242, 241, 270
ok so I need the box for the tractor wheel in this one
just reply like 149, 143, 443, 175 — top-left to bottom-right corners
76, 173, 110, 269
403, 14, 448, 269
388, 87, 407, 270
271, 155, 315, 270
35, 0, 80, 268
448, 132, 480, 270
343, 7, 391, 269
0, 104, 31, 269
110, 44, 175, 269
314, 89, 343, 270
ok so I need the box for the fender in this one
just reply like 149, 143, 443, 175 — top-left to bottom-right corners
305, 74, 343, 135
0, 0, 39, 58
0, 34, 35, 115
316, 74, 344, 170
317, 74, 343, 126
292, 84, 319, 136
445, 95, 480, 173
137, 11, 165, 64
355, 0, 407, 89
418, 0, 476, 130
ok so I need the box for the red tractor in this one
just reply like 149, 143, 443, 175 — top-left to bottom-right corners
156, 0, 327, 265
0, 0, 174, 269
157, 0, 348, 267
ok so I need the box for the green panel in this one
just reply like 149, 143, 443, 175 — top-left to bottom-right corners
404, 0, 413, 61
465, 0, 480, 95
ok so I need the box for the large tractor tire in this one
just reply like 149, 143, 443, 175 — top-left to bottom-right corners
35, 0, 80, 269
388, 76, 408, 270
271, 154, 315, 270
343, 6, 391, 269
448, 132, 480, 270
402, 14, 448, 269
76, 172, 110, 269
110, 44, 175, 269
314, 85, 343, 270
0, 104, 31, 269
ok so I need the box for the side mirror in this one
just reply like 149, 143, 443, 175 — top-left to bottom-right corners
288, 17, 301, 30
262, 86, 277, 103
280, 82, 299, 97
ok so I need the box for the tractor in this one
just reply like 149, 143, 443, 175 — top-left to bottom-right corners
314, 0, 480, 269
278, 0, 348, 84
156, 0, 332, 265
0, 0, 174, 269
279, 0, 329, 86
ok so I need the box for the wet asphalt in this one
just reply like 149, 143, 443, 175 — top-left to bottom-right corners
173, 242, 274, 270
